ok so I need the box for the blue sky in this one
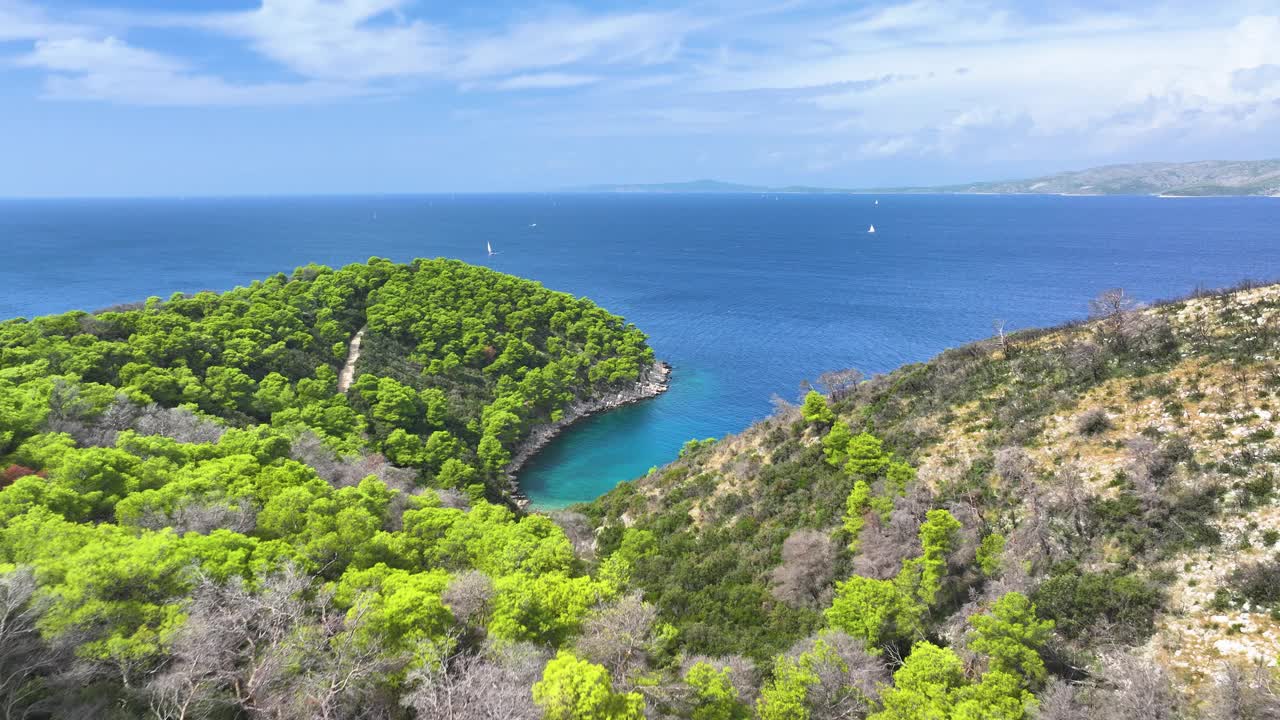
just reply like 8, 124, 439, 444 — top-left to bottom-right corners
3, 0, 1280, 196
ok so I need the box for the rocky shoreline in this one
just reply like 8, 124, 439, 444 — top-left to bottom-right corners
504, 360, 672, 508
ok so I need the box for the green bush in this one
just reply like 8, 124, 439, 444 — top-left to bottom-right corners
1228, 559, 1280, 606
1032, 565, 1163, 643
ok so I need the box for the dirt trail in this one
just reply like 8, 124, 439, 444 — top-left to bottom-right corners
337, 327, 366, 393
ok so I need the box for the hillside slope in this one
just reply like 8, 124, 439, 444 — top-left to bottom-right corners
4, 262, 1280, 718
587, 281, 1280, 714
578, 159, 1280, 197
911, 159, 1280, 196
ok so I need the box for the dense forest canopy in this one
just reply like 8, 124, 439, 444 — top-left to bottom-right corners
0, 257, 653, 496
1, 265, 1278, 719
0, 258, 660, 718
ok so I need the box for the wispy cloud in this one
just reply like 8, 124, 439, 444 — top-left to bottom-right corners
4, 0, 1280, 177
204, 0, 447, 83
1234, 64, 1280, 93
0, 0, 88, 41
493, 72, 600, 91
1, 0, 705, 105
454, 9, 691, 79
17, 35, 362, 105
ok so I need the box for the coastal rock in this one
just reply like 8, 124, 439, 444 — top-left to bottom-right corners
504, 360, 672, 508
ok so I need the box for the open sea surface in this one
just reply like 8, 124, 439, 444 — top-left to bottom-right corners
2, 193, 1278, 506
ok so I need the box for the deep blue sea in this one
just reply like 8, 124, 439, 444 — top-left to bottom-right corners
2, 194, 1278, 506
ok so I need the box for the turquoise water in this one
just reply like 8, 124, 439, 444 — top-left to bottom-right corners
2, 193, 1279, 506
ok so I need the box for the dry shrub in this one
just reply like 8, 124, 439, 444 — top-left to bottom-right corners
770, 529, 837, 608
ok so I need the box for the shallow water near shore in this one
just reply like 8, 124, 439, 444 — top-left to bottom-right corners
3, 193, 1279, 507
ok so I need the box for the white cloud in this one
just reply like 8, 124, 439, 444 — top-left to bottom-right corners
454, 10, 689, 79
1234, 64, 1280, 93
0, 0, 87, 41
20, 36, 180, 74
5, 0, 1280, 171
694, 4, 1280, 157
859, 135, 923, 158
205, 0, 446, 82
19, 35, 359, 106
7, 0, 701, 102
494, 73, 599, 90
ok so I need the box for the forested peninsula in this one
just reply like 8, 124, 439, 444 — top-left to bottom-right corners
3, 262, 1280, 718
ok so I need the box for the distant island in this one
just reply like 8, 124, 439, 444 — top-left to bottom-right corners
568, 179, 854, 194
576, 158, 1280, 197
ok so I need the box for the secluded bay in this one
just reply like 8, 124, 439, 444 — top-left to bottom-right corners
3, 193, 1278, 506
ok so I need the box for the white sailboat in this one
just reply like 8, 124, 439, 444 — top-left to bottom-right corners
868, 224, 876, 234
487, 241, 496, 256
874, 199, 879, 206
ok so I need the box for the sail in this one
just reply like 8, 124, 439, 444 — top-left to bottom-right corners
868, 225, 876, 233
487, 241, 493, 254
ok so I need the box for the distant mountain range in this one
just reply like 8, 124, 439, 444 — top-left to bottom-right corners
574, 159, 1280, 197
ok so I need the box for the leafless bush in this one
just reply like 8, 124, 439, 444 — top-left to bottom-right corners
45, 386, 136, 447
145, 572, 290, 719
442, 571, 494, 626
1087, 289, 1176, 357
290, 433, 416, 493
769, 394, 798, 421
135, 404, 225, 444
1063, 339, 1108, 381
1011, 463, 1090, 571
853, 497, 928, 581
852, 519, 906, 580
994, 447, 1036, 490
1076, 408, 1112, 436
99, 395, 145, 430
402, 640, 547, 720
1090, 289, 1139, 346
1093, 651, 1184, 720
993, 318, 1012, 354
44, 417, 113, 448
785, 631, 887, 720
290, 434, 374, 488
1090, 288, 1137, 319
1043, 464, 1091, 539
770, 529, 837, 609
1034, 653, 1185, 720
1125, 438, 1179, 512
575, 593, 660, 685
818, 369, 865, 402
135, 498, 257, 535
547, 510, 596, 560
290, 432, 345, 480
1204, 663, 1280, 720
984, 557, 1035, 598
147, 566, 402, 720
1126, 313, 1175, 355
1003, 520, 1052, 579
434, 487, 471, 511
94, 301, 147, 314
0, 567, 66, 720
1034, 678, 1090, 720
